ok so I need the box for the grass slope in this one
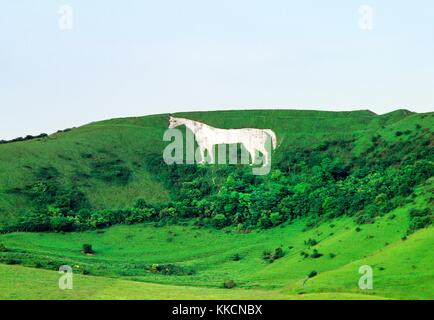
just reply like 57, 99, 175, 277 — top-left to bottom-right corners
1, 187, 432, 299
0, 264, 384, 300
1, 109, 432, 225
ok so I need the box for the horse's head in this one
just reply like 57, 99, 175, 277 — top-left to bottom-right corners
168, 116, 183, 129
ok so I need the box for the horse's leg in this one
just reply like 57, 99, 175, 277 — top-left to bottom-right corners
258, 145, 270, 166
196, 145, 206, 164
247, 148, 256, 166
207, 145, 215, 164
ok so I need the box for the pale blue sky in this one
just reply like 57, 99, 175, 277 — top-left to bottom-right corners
1, 1, 433, 139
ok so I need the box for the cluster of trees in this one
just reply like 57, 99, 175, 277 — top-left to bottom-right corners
0, 133, 48, 145
1, 126, 432, 234
407, 208, 432, 235
144, 128, 433, 230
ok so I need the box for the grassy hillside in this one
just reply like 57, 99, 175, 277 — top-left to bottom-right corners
0, 264, 384, 300
0, 196, 432, 299
0, 109, 432, 300
1, 109, 432, 225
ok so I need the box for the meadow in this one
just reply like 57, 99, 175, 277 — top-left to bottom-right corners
1, 192, 432, 299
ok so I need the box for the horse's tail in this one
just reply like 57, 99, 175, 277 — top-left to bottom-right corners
264, 129, 277, 150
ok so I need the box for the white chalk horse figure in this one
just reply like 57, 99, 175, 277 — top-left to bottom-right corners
168, 116, 277, 166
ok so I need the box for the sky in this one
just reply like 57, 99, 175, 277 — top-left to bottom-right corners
0, 1, 433, 139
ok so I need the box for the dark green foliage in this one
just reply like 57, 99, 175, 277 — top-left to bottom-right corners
300, 251, 309, 258
263, 247, 285, 263
354, 212, 376, 225
223, 280, 236, 289
148, 263, 195, 276
212, 214, 227, 229
6, 258, 21, 265
308, 271, 317, 278
232, 253, 242, 261
304, 238, 319, 247
310, 249, 323, 259
80, 269, 91, 275
90, 159, 132, 185
274, 247, 284, 259
0, 243, 7, 252
407, 208, 432, 234
0, 133, 48, 145
82, 244, 93, 254
3, 130, 433, 234
329, 253, 336, 258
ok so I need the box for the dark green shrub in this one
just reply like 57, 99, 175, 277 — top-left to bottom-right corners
90, 160, 132, 185
6, 258, 21, 265
223, 280, 236, 289
274, 247, 284, 259
80, 269, 91, 275
310, 249, 323, 259
407, 208, 432, 234
82, 244, 93, 254
232, 253, 241, 261
354, 213, 375, 225
308, 271, 317, 278
262, 250, 272, 262
212, 214, 227, 229
147, 263, 195, 276
262, 247, 285, 263
304, 238, 318, 247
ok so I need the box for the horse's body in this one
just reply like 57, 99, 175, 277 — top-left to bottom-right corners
168, 116, 277, 166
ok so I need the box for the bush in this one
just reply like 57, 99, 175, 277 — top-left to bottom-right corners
232, 253, 241, 261
407, 208, 432, 234
307, 271, 317, 278
0, 243, 8, 252
148, 263, 195, 276
80, 269, 91, 275
274, 247, 285, 259
310, 249, 323, 258
6, 258, 21, 265
223, 280, 236, 289
263, 247, 285, 263
82, 244, 93, 254
304, 238, 318, 247
329, 253, 336, 258
212, 214, 227, 229
300, 251, 309, 258
90, 160, 132, 185
354, 213, 375, 225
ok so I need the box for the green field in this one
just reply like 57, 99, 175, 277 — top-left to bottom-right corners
0, 109, 432, 299
0, 193, 432, 299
